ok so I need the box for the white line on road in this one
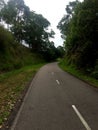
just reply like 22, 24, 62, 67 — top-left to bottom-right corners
51, 72, 54, 75
56, 80, 60, 85
72, 105, 91, 130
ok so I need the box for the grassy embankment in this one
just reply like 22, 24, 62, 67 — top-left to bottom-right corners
0, 49, 45, 127
59, 59, 98, 87
0, 26, 45, 127
0, 63, 44, 127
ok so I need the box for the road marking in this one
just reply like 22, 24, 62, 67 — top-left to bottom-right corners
51, 72, 54, 75
72, 105, 91, 130
56, 80, 60, 85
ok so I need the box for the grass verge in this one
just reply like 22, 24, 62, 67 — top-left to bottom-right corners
59, 59, 98, 87
0, 63, 45, 128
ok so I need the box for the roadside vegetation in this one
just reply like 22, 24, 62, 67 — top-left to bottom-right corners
0, 63, 44, 128
0, 0, 64, 127
1, 0, 98, 127
58, 0, 98, 84
0, 25, 45, 127
0, 24, 45, 127
59, 58, 98, 87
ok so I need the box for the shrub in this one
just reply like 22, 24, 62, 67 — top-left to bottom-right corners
0, 25, 14, 53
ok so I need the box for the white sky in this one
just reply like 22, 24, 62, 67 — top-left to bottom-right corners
24, 0, 83, 47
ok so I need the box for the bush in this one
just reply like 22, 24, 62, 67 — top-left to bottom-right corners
91, 60, 98, 79
0, 26, 44, 72
0, 25, 14, 52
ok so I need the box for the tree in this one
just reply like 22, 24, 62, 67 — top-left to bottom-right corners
58, 0, 98, 70
56, 46, 65, 58
57, 0, 79, 37
0, 0, 58, 62
23, 11, 51, 52
0, 0, 26, 41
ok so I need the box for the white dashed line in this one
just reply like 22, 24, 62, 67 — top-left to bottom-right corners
51, 72, 54, 75
56, 80, 60, 85
72, 105, 91, 130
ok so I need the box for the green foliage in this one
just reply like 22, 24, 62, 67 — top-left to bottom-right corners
59, 58, 98, 87
56, 46, 65, 58
23, 11, 51, 53
0, 0, 59, 62
40, 41, 59, 61
91, 60, 98, 79
0, 25, 14, 52
0, 63, 44, 126
58, 0, 98, 74
57, 0, 79, 36
0, 25, 45, 71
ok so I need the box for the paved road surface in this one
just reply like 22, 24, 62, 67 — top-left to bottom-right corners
11, 63, 98, 130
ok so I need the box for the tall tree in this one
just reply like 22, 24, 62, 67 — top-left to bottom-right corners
23, 11, 51, 52
57, 0, 79, 38
0, 0, 58, 61
0, 0, 26, 41
58, 0, 98, 70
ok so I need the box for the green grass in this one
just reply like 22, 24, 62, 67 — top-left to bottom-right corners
0, 63, 45, 127
59, 59, 98, 87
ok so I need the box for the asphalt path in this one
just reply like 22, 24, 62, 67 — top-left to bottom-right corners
11, 63, 98, 130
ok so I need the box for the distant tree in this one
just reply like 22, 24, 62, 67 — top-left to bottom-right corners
23, 11, 51, 52
56, 46, 65, 58
41, 41, 58, 61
